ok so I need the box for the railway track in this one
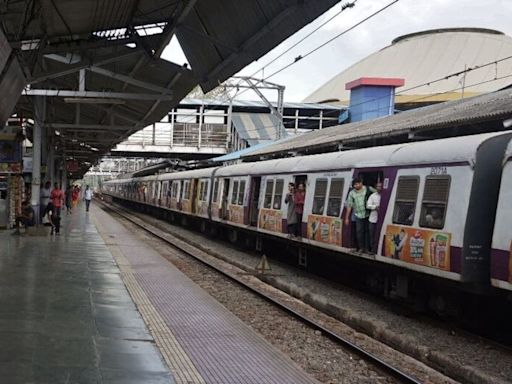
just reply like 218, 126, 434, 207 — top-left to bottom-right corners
97, 199, 439, 384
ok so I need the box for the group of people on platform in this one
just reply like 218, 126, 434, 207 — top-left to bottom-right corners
14, 183, 93, 235
284, 177, 382, 254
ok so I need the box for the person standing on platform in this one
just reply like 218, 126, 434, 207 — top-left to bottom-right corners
294, 183, 305, 236
13, 201, 35, 234
84, 185, 93, 212
366, 182, 382, 254
50, 183, 65, 217
72, 186, 80, 209
65, 185, 72, 214
40, 181, 51, 219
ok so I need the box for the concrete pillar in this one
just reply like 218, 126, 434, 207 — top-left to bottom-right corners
31, 97, 45, 224
47, 135, 55, 186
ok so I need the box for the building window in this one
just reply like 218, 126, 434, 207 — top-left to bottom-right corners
327, 178, 344, 217
392, 176, 420, 225
312, 179, 328, 215
419, 176, 451, 229
264, 179, 274, 209
273, 179, 284, 209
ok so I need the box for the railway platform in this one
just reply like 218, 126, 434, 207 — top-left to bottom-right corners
0, 204, 319, 384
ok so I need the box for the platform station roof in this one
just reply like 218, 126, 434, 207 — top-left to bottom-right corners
0, 0, 340, 176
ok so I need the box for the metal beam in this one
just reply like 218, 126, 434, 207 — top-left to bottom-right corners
48, 123, 135, 131
30, 50, 142, 83
203, 5, 299, 88
155, 0, 199, 58
23, 89, 174, 101
87, 66, 173, 95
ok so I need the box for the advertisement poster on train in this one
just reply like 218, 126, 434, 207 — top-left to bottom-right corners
181, 200, 192, 213
197, 202, 208, 217
228, 205, 245, 224
211, 203, 220, 219
384, 225, 451, 271
307, 215, 342, 246
258, 208, 282, 233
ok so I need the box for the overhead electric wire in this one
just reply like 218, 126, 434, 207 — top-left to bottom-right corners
244, 0, 359, 81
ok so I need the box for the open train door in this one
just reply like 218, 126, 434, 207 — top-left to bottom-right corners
191, 179, 199, 213
220, 178, 230, 220
249, 177, 261, 226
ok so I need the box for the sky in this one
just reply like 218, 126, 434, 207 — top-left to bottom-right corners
162, 0, 512, 102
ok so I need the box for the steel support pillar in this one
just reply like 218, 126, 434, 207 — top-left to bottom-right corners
31, 97, 45, 224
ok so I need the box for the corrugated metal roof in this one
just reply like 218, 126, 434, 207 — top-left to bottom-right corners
176, 0, 340, 92
180, 98, 343, 110
305, 28, 512, 105
232, 112, 283, 145
244, 89, 512, 158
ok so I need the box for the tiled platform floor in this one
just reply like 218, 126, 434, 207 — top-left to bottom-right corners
0, 201, 319, 384
93, 204, 319, 384
0, 206, 173, 384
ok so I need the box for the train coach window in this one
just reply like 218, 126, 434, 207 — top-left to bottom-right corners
264, 180, 274, 209
312, 179, 328, 215
204, 181, 209, 201
231, 181, 239, 205
419, 176, 451, 229
198, 182, 204, 201
238, 180, 246, 205
213, 180, 219, 202
327, 178, 344, 217
183, 181, 190, 200
273, 179, 284, 209
392, 176, 420, 225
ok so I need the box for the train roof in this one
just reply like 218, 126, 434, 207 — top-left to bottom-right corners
105, 131, 512, 184
157, 168, 216, 181
505, 139, 512, 162
216, 131, 512, 176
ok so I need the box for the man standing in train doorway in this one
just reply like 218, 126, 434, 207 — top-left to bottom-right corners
344, 178, 371, 253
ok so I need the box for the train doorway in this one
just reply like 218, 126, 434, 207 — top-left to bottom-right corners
191, 179, 198, 213
357, 170, 383, 188
221, 178, 230, 220
249, 177, 261, 226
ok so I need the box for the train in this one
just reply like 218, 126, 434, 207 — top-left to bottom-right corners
102, 131, 512, 306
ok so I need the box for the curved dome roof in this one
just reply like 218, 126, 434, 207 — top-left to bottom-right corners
304, 28, 512, 106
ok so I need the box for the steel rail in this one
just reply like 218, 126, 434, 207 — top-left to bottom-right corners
98, 200, 424, 384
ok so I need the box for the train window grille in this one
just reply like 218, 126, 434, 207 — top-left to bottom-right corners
419, 176, 451, 229
199, 181, 208, 202
183, 181, 190, 200
312, 178, 328, 215
273, 179, 284, 210
213, 179, 219, 202
231, 180, 239, 205
264, 179, 274, 209
203, 181, 209, 201
238, 180, 246, 205
327, 178, 344, 217
392, 176, 420, 225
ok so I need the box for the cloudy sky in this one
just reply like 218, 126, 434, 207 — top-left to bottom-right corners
163, 0, 512, 102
